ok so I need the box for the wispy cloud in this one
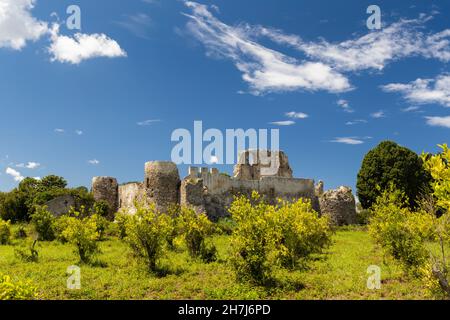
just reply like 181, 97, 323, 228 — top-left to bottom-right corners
183, 1, 352, 94
116, 13, 153, 39
285, 111, 308, 119
382, 74, 450, 107
137, 119, 161, 126
346, 119, 367, 125
54, 128, 65, 133
75, 130, 83, 135
425, 115, 450, 128
6, 167, 24, 182
184, 2, 450, 95
330, 137, 365, 145
269, 120, 296, 126
401, 106, 421, 112
88, 159, 100, 165
337, 99, 354, 113
370, 110, 386, 118
16, 161, 40, 169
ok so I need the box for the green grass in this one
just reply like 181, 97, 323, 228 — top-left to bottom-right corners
0, 226, 431, 300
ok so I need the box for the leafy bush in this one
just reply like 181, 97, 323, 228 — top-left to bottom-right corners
0, 219, 11, 245
14, 240, 39, 263
114, 211, 130, 239
14, 224, 28, 239
357, 141, 431, 209
275, 199, 332, 269
90, 213, 109, 240
368, 186, 433, 274
30, 206, 56, 241
177, 207, 216, 262
0, 274, 38, 300
124, 204, 173, 271
0, 190, 28, 222
61, 213, 100, 263
229, 192, 332, 284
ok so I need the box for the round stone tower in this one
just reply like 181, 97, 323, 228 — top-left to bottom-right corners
91, 177, 119, 217
144, 161, 180, 212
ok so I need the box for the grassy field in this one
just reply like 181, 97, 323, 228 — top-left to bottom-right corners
0, 226, 431, 300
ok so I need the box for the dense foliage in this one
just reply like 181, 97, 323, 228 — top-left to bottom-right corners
357, 141, 431, 209
229, 192, 332, 284
0, 274, 38, 300
61, 212, 100, 264
177, 206, 217, 262
124, 204, 173, 271
0, 176, 95, 222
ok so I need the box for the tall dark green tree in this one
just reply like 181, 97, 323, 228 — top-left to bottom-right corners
357, 141, 431, 209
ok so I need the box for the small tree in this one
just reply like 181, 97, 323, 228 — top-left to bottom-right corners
357, 141, 431, 209
30, 206, 56, 241
61, 213, 100, 264
177, 207, 216, 262
124, 204, 173, 272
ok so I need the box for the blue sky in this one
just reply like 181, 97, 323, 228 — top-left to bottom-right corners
1, 0, 449, 193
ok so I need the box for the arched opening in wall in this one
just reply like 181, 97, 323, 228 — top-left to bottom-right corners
146, 178, 150, 188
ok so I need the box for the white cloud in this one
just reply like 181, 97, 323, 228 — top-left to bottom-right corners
425, 116, 450, 128
48, 24, 127, 64
6, 167, 24, 181
337, 99, 354, 113
285, 111, 308, 119
183, 1, 352, 94
401, 106, 421, 112
137, 119, 161, 126
184, 3, 450, 96
330, 137, 364, 145
370, 110, 385, 119
346, 119, 367, 125
54, 128, 65, 133
75, 130, 83, 135
0, 0, 48, 50
88, 159, 100, 165
251, 15, 450, 71
269, 120, 295, 126
25, 161, 40, 169
382, 75, 450, 107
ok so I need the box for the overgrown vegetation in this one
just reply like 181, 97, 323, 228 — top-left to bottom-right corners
229, 192, 332, 285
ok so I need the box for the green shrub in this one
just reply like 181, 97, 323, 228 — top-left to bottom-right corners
178, 207, 216, 262
114, 212, 130, 240
14, 224, 28, 239
30, 206, 56, 241
124, 204, 173, 271
229, 192, 332, 284
90, 213, 109, 240
0, 219, 11, 245
93, 200, 110, 217
275, 199, 332, 269
368, 186, 433, 273
0, 274, 38, 300
54, 215, 70, 243
61, 213, 100, 263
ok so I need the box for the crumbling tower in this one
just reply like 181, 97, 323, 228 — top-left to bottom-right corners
91, 176, 119, 217
233, 150, 293, 180
144, 161, 180, 212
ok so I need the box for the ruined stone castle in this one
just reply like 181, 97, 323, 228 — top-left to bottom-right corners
90, 150, 357, 224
